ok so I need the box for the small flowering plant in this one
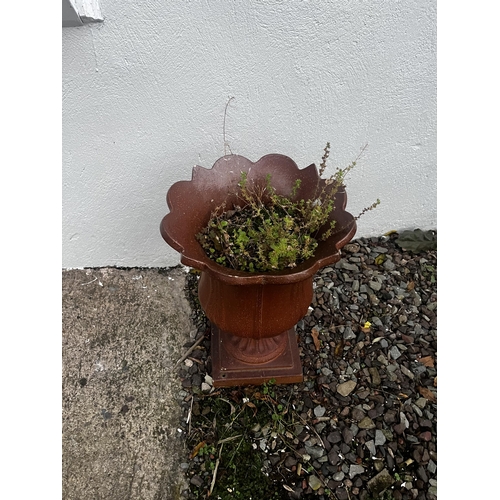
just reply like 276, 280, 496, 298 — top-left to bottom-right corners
196, 143, 380, 273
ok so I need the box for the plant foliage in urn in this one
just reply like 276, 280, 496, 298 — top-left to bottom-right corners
196, 143, 379, 272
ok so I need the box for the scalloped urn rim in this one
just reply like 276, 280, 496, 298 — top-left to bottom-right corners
160, 153, 357, 285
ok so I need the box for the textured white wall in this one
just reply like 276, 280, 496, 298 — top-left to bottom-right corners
62, 0, 436, 268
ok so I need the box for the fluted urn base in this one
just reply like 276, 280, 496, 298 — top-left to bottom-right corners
211, 325, 303, 387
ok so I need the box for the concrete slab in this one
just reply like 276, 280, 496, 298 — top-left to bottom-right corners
62, 267, 194, 500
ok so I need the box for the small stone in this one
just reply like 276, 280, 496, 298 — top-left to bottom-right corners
333, 471, 345, 481
389, 346, 402, 360
308, 475, 322, 491
400, 365, 415, 379
343, 327, 356, 340
369, 367, 381, 386
335, 488, 349, 500
394, 423, 406, 435
337, 380, 357, 396
375, 429, 386, 446
384, 410, 398, 425
204, 374, 213, 386
326, 431, 342, 444
314, 405, 326, 417
365, 440, 376, 456
190, 475, 204, 487
369, 280, 382, 291
351, 407, 365, 421
344, 243, 360, 253
427, 459, 437, 474
417, 465, 429, 482
367, 468, 395, 494
342, 427, 354, 443
415, 398, 428, 409
420, 431, 432, 441
400, 412, 410, 429
341, 261, 360, 272
327, 449, 340, 465
349, 464, 364, 479
201, 383, 211, 392
383, 260, 396, 271
358, 416, 376, 429
305, 445, 325, 460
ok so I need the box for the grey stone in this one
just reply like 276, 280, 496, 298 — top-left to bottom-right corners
400, 412, 410, 429
389, 346, 402, 360
375, 429, 387, 446
337, 380, 357, 396
369, 280, 382, 291
401, 365, 414, 379
365, 440, 376, 456
314, 405, 326, 417
343, 327, 356, 340
305, 445, 325, 460
333, 471, 345, 481
327, 431, 342, 444
190, 475, 204, 487
342, 427, 354, 443
349, 464, 365, 479
341, 261, 360, 272
383, 260, 396, 271
327, 449, 340, 466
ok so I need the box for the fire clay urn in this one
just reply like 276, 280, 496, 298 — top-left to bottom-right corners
160, 154, 357, 387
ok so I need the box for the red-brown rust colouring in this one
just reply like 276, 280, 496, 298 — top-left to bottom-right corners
161, 154, 356, 386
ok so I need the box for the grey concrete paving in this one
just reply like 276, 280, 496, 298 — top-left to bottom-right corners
62, 267, 195, 500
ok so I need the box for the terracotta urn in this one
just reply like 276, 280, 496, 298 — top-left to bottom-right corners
160, 154, 356, 387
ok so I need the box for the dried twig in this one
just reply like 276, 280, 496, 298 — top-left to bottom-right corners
296, 412, 326, 448
209, 443, 224, 496
217, 434, 242, 445
80, 277, 97, 286
175, 331, 207, 368
187, 396, 194, 435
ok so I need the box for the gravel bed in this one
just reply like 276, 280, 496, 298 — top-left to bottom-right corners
176, 233, 437, 500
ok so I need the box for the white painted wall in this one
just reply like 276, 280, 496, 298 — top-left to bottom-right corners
62, 0, 436, 268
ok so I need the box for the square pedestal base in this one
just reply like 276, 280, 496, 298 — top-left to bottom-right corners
211, 325, 304, 387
